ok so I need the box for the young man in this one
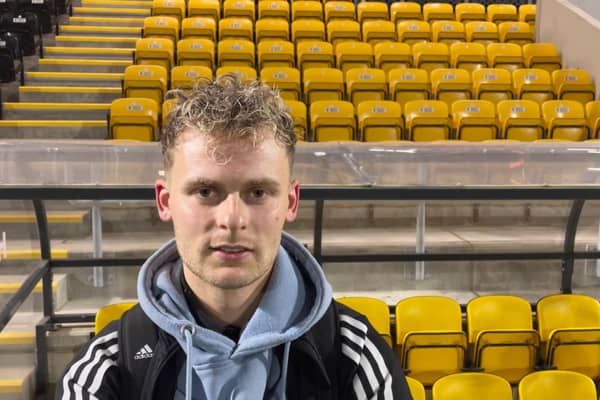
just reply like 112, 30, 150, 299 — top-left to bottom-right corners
57, 75, 412, 399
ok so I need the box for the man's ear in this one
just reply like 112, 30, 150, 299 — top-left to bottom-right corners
285, 179, 300, 223
155, 179, 172, 222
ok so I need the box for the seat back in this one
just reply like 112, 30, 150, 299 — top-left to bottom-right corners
432, 20, 465, 46
95, 301, 138, 334
455, 3, 486, 23
390, 1, 421, 24
217, 39, 255, 68
423, 2, 454, 22
412, 41, 449, 74
309, 100, 356, 141
586, 100, 600, 138
373, 42, 411, 74
223, 0, 255, 21
388, 68, 430, 108
357, 1, 388, 24
303, 67, 344, 103
553, 69, 595, 104
432, 372, 513, 400
284, 99, 307, 140
472, 68, 513, 104
345, 67, 386, 107
218, 17, 253, 41
451, 100, 497, 141
215, 66, 257, 82
450, 42, 487, 73
291, 19, 326, 43
487, 43, 523, 72
260, 66, 301, 100
519, 370, 597, 400
123, 64, 168, 105
487, 4, 518, 24
327, 20, 361, 46
335, 40, 373, 73
181, 17, 216, 41
151, 0, 185, 22
296, 40, 333, 71
258, 40, 295, 69
336, 296, 392, 346
519, 4, 537, 29
513, 68, 554, 105
258, 0, 289, 20
465, 21, 498, 45
362, 20, 395, 45
523, 43, 561, 73
170, 65, 212, 89
134, 37, 174, 70
142, 16, 179, 43
176, 38, 214, 68
255, 18, 290, 43
406, 376, 426, 400
431, 68, 472, 108
187, 0, 219, 20
497, 99, 543, 141
324, 1, 355, 23
109, 98, 159, 141
292, 1, 323, 21
161, 97, 178, 129
498, 21, 534, 46
357, 100, 403, 142
396, 20, 431, 45
541, 100, 588, 141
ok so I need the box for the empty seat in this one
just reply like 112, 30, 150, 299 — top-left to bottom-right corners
498, 21, 534, 46
406, 376, 426, 400
396, 20, 431, 45
586, 101, 600, 139
187, 0, 219, 20
135, 38, 174, 71
255, 18, 290, 43
404, 100, 451, 141
162, 97, 177, 128
327, 20, 361, 46
223, 0, 255, 22
310, 100, 356, 141
336, 297, 392, 346
303, 67, 344, 103
431, 20, 465, 45
519, 4, 537, 29
423, 2, 454, 22
181, 17, 216, 41
284, 99, 307, 140
523, 43, 562, 73
217, 39, 255, 68
451, 100, 497, 141
260, 66, 301, 100
215, 66, 257, 82
412, 41, 449, 74
296, 40, 333, 71
170, 65, 212, 89
94, 301, 138, 334
123, 65, 168, 105
109, 98, 159, 141
431, 68, 472, 107
357, 100, 402, 141
455, 3, 486, 23
388, 68, 430, 108
513, 68, 554, 104
432, 373, 513, 400
258, 0, 289, 20
487, 4, 518, 24
177, 38, 214, 68
450, 42, 487, 72
258, 40, 295, 69
390, 1, 422, 24
465, 21, 499, 45
324, 1, 355, 22
497, 99, 544, 141
542, 100, 588, 141
473, 68, 513, 104
142, 16, 179, 43
519, 370, 597, 400
487, 43, 523, 72
151, 0, 185, 22
292, 1, 322, 21
362, 20, 395, 45
218, 17, 253, 41
291, 19, 326, 43
374, 42, 412, 74
345, 67, 386, 107
357, 1, 388, 24
335, 41, 373, 73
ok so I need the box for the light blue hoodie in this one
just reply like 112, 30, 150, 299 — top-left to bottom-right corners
137, 231, 333, 400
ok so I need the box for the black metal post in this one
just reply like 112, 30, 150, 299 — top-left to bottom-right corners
562, 199, 585, 294
36, 317, 51, 400
33, 200, 53, 317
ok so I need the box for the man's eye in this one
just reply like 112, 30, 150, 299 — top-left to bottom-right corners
197, 188, 213, 198
251, 189, 266, 198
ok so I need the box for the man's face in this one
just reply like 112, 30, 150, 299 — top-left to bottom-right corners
155, 129, 299, 290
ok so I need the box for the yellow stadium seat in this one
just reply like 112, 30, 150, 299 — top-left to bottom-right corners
423, 2, 454, 22
536, 294, 600, 380
170, 65, 212, 89
291, 19, 326, 43
123, 65, 168, 105
181, 17, 216, 41
406, 376, 426, 400
162, 97, 177, 128
357, 100, 402, 141
345, 67, 386, 107
283, 99, 308, 140
455, 3, 486, 23
310, 100, 356, 141
258, 0, 289, 20
219, 17, 253, 41
412, 41, 449, 74
291, 1, 323, 21
324, 1, 355, 22
303, 67, 344, 103
258, 40, 295, 69
362, 20, 395, 45
451, 100, 497, 141
513, 68, 554, 105
472, 68, 513, 104
465, 21, 499, 45
497, 99, 544, 141
337, 296, 392, 346
176, 38, 214, 68
487, 43, 523, 72
466, 295, 539, 383
135, 38, 174, 70
335, 41, 373, 73
586, 101, 600, 138
523, 43, 562, 73
404, 99, 451, 142
187, 0, 219, 21
542, 100, 589, 141
296, 40, 333, 71
151, 0, 185, 22
223, 0, 255, 22
327, 20, 361, 46
374, 42, 412, 74
396, 20, 431, 45
215, 66, 257, 82
357, 1, 388, 24
519, 370, 597, 400
255, 18, 290, 43
487, 4, 518, 24
388, 68, 430, 108
94, 301, 137, 334
498, 21, 534, 46
217, 39, 255, 68
519, 4, 536, 29
390, 1, 422, 24
395, 296, 466, 384
109, 98, 158, 141
431, 68, 472, 108
432, 373, 513, 400
431, 20, 466, 45
142, 16, 179, 43
260, 66, 301, 100
450, 42, 486, 72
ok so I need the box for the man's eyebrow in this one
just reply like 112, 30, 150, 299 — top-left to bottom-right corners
183, 178, 220, 192
245, 178, 281, 188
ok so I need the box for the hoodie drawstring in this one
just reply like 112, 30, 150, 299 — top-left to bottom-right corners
181, 325, 196, 400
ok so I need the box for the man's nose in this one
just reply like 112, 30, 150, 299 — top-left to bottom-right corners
216, 192, 248, 231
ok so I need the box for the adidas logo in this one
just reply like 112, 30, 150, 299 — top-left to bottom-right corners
134, 344, 154, 360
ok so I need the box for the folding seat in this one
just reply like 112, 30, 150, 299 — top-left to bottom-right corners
487, 4, 518, 24
151, 0, 185, 22
513, 68, 554, 105
296, 40, 333, 71
472, 68, 513, 104
170, 65, 212, 89
487, 43, 524, 72
142, 16, 179, 43
523, 43, 562, 73
219, 17, 253, 42
394, 296, 466, 383
404, 100, 451, 141
335, 41, 373, 74
123, 65, 168, 105
431, 20, 465, 46
303, 67, 344, 103
586, 101, 600, 139
94, 301, 138, 334
135, 38, 174, 71
362, 20, 395, 45
519, 370, 597, 400
465, 21, 498, 46
388, 68, 430, 108
16, 0, 53, 34
356, 100, 403, 141
412, 41, 449, 74
255, 18, 290, 43
356, 1, 388, 24
430, 68, 472, 107
536, 294, 600, 380
291, 19, 325, 43
327, 20, 361, 46
260, 66, 301, 100
0, 32, 21, 83
181, 17, 216, 41
451, 100, 497, 141
542, 100, 589, 141
258, 0, 289, 21
396, 20, 431, 45
223, 0, 255, 22
108, 97, 159, 141
498, 21, 534, 46
497, 99, 544, 141
217, 39, 255, 68
450, 42, 487, 73
324, 1, 355, 22
336, 297, 392, 346
406, 377, 426, 400
0, 11, 40, 56
423, 2, 454, 22
187, 0, 219, 21
519, 4, 537, 29
466, 295, 540, 383
373, 42, 412, 74
162, 97, 178, 129
390, 1, 421, 24
455, 3, 486, 23
432, 373, 513, 400
291, 1, 323, 21
283, 99, 308, 140
215, 66, 257, 82
257, 40, 295, 69
177, 38, 215, 68
345, 67, 386, 107
309, 100, 356, 141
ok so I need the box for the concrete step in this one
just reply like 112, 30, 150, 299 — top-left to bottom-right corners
0, 367, 36, 400
66, 16, 145, 26
36, 58, 132, 73
43, 46, 134, 59
24, 72, 124, 87
0, 210, 91, 238
0, 274, 68, 312
19, 85, 121, 103
81, 0, 152, 7
2, 102, 109, 121
54, 35, 138, 48
72, 6, 151, 17
58, 25, 142, 37
0, 120, 108, 139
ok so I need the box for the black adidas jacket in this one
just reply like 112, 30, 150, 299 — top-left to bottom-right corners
56, 301, 412, 400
